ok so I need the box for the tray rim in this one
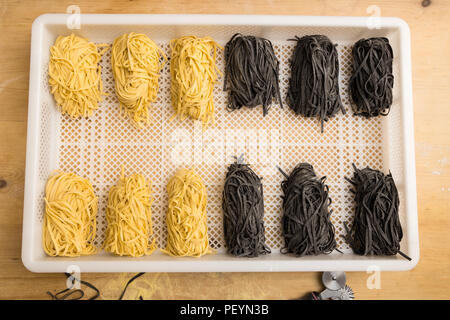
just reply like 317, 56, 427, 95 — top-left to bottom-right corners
22, 14, 419, 273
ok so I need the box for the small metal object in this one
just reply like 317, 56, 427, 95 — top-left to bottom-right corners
337, 285, 355, 300
304, 271, 354, 300
322, 271, 346, 290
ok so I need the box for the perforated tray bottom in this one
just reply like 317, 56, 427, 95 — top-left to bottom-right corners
38, 40, 386, 254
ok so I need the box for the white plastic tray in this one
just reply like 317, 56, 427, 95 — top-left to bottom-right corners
22, 14, 419, 272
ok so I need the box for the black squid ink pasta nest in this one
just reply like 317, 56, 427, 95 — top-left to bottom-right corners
349, 37, 394, 117
279, 163, 337, 256
224, 33, 282, 116
346, 164, 410, 260
287, 35, 345, 132
222, 158, 270, 257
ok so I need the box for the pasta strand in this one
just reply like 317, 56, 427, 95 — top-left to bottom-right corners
111, 33, 167, 127
170, 36, 222, 128
42, 171, 98, 257
48, 34, 108, 118
222, 160, 270, 257
103, 167, 156, 257
162, 168, 214, 257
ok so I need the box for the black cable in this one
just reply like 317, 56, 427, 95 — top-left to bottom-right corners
47, 287, 84, 300
47, 273, 100, 300
47, 272, 148, 300
345, 164, 411, 260
118, 272, 145, 300
224, 33, 282, 116
349, 37, 394, 117
279, 163, 337, 256
287, 35, 345, 132
222, 158, 270, 257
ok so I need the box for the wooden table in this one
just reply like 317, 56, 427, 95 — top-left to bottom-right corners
0, 0, 449, 300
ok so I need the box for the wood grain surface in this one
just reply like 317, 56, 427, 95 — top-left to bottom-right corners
0, 0, 449, 300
